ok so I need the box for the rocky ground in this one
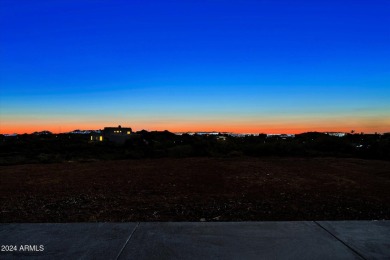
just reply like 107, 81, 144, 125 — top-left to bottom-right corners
1, 157, 390, 222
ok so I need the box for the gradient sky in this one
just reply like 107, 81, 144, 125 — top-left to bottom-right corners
1, 0, 389, 134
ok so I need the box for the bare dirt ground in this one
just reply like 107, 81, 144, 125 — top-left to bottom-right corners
1, 157, 390, 222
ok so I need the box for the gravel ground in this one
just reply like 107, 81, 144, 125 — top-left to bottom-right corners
1, 157, 390, 222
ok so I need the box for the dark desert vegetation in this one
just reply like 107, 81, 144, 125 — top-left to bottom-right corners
1, 131, 389, 222
1, 131, 389, 165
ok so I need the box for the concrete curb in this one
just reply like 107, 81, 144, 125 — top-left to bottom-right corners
1, 221, 389, 259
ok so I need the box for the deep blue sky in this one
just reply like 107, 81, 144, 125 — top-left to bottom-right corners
1, 0, 389, 133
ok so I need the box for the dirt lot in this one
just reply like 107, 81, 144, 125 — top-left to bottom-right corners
1, 157, 390, 222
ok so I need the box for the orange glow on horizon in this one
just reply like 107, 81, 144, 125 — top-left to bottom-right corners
1, 122, 388, 135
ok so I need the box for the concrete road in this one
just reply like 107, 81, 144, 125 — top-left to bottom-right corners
0, 221, 389, 259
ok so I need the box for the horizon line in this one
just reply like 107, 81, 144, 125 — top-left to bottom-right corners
1, 129, 389, 136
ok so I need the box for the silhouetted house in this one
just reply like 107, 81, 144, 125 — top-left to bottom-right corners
90, 125, 133, 144
90, 131, 103, 142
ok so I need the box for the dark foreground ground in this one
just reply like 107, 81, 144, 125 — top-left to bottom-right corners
1, 157, 390, 222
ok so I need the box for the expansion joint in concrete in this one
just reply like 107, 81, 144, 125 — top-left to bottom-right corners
116, 222, 140, 260
313, 221, 367, 260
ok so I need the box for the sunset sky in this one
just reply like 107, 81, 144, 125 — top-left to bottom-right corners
1, 0, 389, 134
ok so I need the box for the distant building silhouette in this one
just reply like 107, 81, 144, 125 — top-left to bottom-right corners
91, 125, 133, 144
